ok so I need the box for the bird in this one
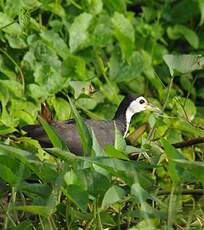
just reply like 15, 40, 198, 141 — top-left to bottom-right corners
23, 95, 160, 155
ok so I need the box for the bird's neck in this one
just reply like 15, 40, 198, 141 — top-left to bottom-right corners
114, 105, 133, 137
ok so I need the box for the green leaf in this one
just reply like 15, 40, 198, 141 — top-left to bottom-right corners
0, 163, 18, 185
199, 0, 204, 25
93, 15, 113, 47
38, 116, 69, 150
173, 96, 196, 121
51, 97, 71, 121
0, 80, 23, 97
69, 81, 92, 98
167, 24, 199, 49
173, 159, 204, 184
131, 183, 150, 203
41, 2, 65, 18
68, 96, 92, 155
40, 31, 69, 60
20, 183, 52, 198
91, 128, 106, 157
111, 51, 150, 82
104, 144, 129, 160
160, 138, 184, 184
163, 54, 204, 76
64, 169, 86, 189
114, 122, 126, 152
0, 12, 22, 34
84, 0, 103, 15
62, 55, 86, 80
64, 184, 89, 211
13, 220, 32, 230
69, 13, 93, 52
77, 97, 98, 110
102, 185, 126, 209
103, 0, 126, 13
111, 12, 135, 61
0, 143, 37, 165
13, 205, 53, 216
34, 64, 69, 95
45, 148, 80, 162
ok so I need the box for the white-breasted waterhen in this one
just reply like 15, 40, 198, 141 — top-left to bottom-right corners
24, 95, 160, 155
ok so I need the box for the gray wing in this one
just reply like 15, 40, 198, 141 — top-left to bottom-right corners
23, 120, 117, 155
85, 120, 115, 147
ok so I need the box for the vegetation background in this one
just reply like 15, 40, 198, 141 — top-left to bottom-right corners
0, 0, 204, 229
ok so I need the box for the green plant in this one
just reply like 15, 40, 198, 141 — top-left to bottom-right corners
0, 0, 204, 229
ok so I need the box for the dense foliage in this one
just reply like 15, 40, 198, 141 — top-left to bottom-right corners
0, 0, 204, 229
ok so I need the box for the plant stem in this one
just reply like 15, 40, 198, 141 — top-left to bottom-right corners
148, 76, 174, 141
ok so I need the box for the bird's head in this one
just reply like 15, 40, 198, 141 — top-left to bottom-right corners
114, 95, 161, 137
126, 96, 161, 115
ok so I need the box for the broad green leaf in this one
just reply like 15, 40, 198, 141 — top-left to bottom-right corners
64, 184, 89, 211
93, 15, 113, 47
0, 125, 16, 135
69, 13, 93, 52
45, 147, 80, 162
13, 205, 54, 216
173, 96, 196, 121
165, 0, 199, 24
0, 163, 18, 184
62, 55, 86, 80
51, 97, 71, 121
38, 116, 69, 150
112, 51, 150, 82
91, 128, 106, 157
34, 64, 69, 95
84, 0, 103, 15
0, 13, 22, 34
0, 58, 16, 79
4, 0, 23, 17
20, 183, 52, 198
114, 122, 126, 152
161, 138, 184, 184
180, 75, 195, 96
131, 183, 150, 203
163, 54, 204, 76
64, 169, 86, 189
27, 84, 48, 100
40, 31, 69, 60
77, 97, 98, 110
5, 34, 27, 49
0, 80, 23, 97
69, 81, 92, 98
0, 143, 37, 164
167, 25, 199, 49
30, 161, 58, 183
199, 0, 204, 25
111, 12, 135, 61
102, 185, 126, 209
103, 0, 126, 13
41, 2, 65, 18
173, 119, 204, 136
68, 96, 92, 155
173, 159, 204, 184
13, 220, 32, 230
104, 144, 129, 160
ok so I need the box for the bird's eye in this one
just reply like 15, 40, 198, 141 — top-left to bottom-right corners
139, 99, 145, 104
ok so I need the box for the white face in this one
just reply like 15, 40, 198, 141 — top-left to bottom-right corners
124, 96, 148, 137
127, 96, 148, 114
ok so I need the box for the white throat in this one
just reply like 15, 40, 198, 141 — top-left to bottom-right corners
123, 100, 145, 137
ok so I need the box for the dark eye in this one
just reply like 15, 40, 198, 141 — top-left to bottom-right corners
139, 99, 145, 104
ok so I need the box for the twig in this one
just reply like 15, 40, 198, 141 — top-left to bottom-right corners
157, 189, 204, 196
173, 137, 204, 148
